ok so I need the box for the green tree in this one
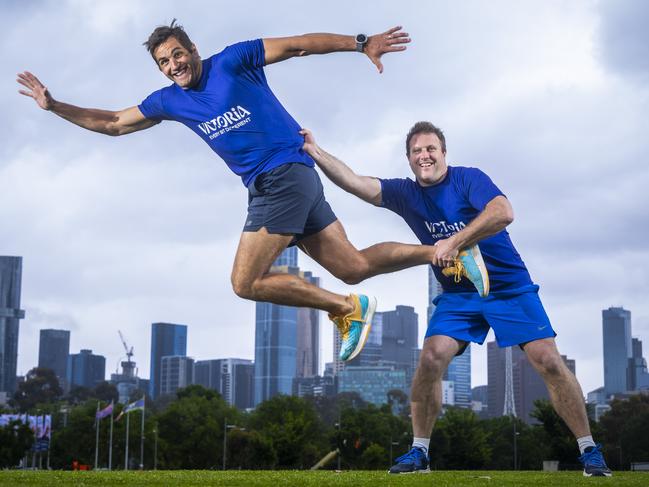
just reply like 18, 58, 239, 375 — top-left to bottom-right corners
429, 407, 491, 469
67, 385, 92, 405
157, 385, 236, 469
248, 395, 326, 468
530, 399, 580, 466
93, 382, 118, 403
226, 428, 277, 469
359, 443, 388, 469
599, 394, 649, 469
12, 367, 63, 411
0, 421, 34, 468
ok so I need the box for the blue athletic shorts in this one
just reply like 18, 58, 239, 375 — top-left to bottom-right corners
425, 285, 556, 349
244, 163, 337, 242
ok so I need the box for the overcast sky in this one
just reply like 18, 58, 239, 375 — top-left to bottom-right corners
2, 0, 648, 396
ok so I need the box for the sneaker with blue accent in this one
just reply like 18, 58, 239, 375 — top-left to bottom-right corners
330, 294, 376, 362
441, 244, 489, 297
388, 447, 430, 474
579, 444, 612, 477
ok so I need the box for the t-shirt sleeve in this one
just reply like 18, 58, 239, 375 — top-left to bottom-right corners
220, 39, 265, 73
138, 89, 169, 121
380, 178, 413, 217
461, 167, 505, 210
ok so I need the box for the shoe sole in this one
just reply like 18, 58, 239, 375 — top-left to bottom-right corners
469, 245, 489, 297
583, 471, 612, 477
345, 296, 377, 362
388, 468, 430, 474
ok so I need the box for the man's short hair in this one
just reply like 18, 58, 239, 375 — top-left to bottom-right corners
405, 121, 446, 155
143, 19, 194, 58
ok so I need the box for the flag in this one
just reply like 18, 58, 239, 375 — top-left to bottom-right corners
96, 402, 114, 420
116, 398, 145, 421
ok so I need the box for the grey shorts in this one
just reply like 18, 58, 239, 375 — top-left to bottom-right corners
244, 163, 337, 243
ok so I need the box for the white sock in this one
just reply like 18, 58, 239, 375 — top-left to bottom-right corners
577, 435, 596, 454
412, 437, 430, 454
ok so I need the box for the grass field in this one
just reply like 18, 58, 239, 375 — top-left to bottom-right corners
0, 470, 645, 486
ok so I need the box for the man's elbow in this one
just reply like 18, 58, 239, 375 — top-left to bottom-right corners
500, 205, 514, 226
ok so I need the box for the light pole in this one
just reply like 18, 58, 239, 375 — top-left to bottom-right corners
153, 425, 158, 470
513, 420, 520, 470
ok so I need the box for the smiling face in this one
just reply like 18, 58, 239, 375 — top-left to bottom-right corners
407, 132, 448, 186
153, 36, 202, 89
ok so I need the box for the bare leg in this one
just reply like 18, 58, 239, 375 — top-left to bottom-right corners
410, 335, 462, 437
523, 338, 591, 438
298, 221, 436, 285
231, 227, 353, 315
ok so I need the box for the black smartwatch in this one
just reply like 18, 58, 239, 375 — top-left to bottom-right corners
355, 33, 368, 52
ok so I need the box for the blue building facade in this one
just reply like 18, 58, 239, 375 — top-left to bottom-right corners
67, 349, 106, 389
338, 366, 407, 405
602, 307, 632, 396
254, 248, 298, 405
0, 256, 26, 395
149, 322, 187, 398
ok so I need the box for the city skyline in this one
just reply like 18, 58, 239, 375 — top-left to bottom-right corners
3, 1, 649, 397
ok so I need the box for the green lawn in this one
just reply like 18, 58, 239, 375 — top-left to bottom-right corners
0, 471, 644, 486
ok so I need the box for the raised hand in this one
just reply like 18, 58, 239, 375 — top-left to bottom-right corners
365, 26, 411, 73
17, 71, 54, 110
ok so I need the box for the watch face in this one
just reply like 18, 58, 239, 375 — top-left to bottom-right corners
356, 34, 368, 44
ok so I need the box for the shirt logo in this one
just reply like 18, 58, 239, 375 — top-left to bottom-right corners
425, 220, 466, 239
197, 106, 252, 140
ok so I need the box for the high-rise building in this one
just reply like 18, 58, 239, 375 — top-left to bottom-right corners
381, 305, 419, 387
0, 256, 26, 395
628, 338, 649, 391
296, 271, 320, 378
487, 341, 575, 423
149, 322, 187, 399
338, 365, 407, 405
293, 374, 336, 398
254, 248, 319, 405
160, 355, 194, 396
67, 349, 106, 389
38, 329, 70, 390
445, 345, 472, 408
196, 358, 254, 409
602, 307, 632, 396
194, 359, 222, 391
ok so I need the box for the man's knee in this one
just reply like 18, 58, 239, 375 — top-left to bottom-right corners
231, 272, 257, 300
419, 347, 451, 378
526, 344, 566, 378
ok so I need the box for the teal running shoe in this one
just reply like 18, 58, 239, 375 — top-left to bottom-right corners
330, 294, 376, 361
579, 444, 612, 477
442, 244, 490, 297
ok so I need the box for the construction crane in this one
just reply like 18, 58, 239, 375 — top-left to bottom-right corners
118, 330, 136, 378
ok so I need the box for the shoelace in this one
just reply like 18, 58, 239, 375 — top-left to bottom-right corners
580, 445, 606, 467
394, 448, 424, 463
445, 260, 465, 283
334, 316, 351, 338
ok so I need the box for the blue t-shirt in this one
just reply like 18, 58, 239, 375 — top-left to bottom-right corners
139, 39, 314, 186
380, 166, 533, 293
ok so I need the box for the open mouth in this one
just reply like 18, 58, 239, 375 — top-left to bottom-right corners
173, 66, 189, 79
419, 161, 435, 167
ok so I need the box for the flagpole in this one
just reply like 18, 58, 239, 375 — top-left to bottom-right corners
139, 397, 145, 470
108, 401, 114, 471
125, 411, 130, 471
94, 402, 100, 470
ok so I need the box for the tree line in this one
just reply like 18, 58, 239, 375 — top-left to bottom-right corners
1, 367, 648, 470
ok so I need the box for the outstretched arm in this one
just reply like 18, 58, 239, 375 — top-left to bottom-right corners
301, 128, 382, 205
17, 71, 159, 136
263, 26, 410, 73
432, 196, 514, 266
